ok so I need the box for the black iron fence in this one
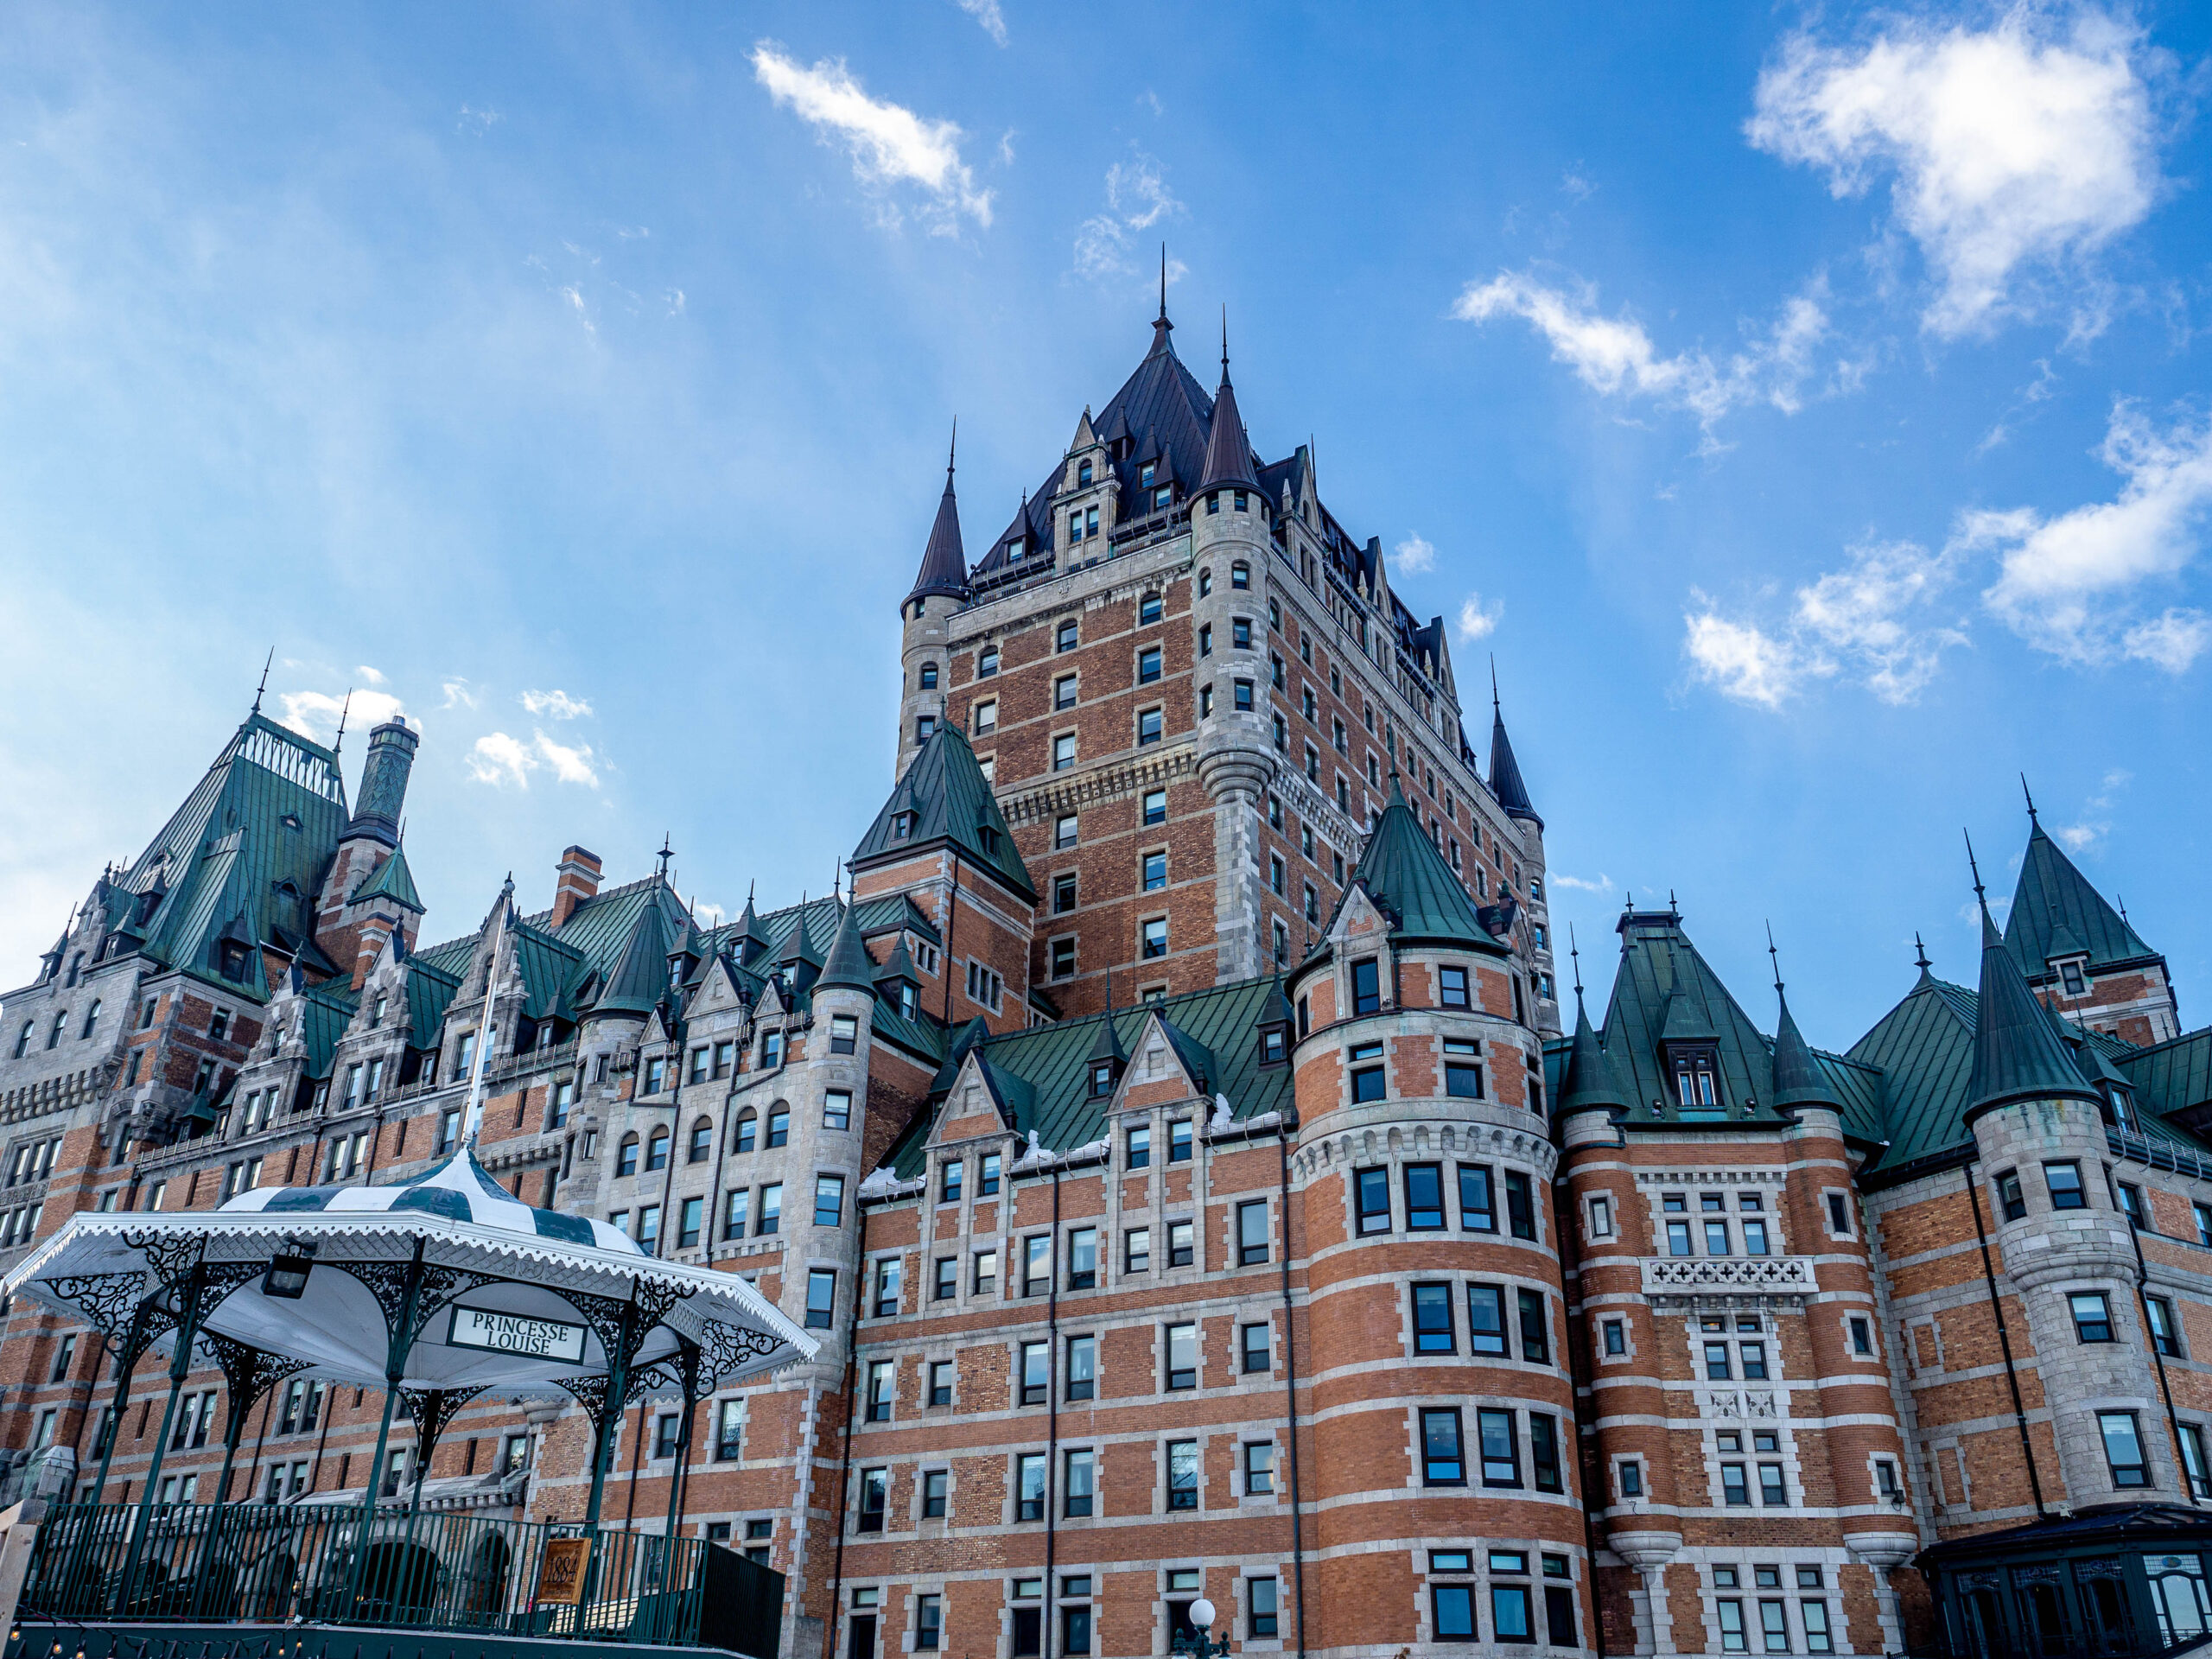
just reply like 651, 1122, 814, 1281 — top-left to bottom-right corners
17, 1502, 783, 1656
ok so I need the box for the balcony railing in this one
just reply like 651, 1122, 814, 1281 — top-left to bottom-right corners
1640, 1255, 1815, 1304
20, 1502, 784, 1657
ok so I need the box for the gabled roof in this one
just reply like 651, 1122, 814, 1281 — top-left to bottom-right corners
1321, 777, 1505, 955
850, 724, 1035, 902
887, 977, 1293, 1179
1593, 910, 1796, 1128
2005, 821, 2158, 976
349, 846, 423, 913
1967, 903, 2103, 1118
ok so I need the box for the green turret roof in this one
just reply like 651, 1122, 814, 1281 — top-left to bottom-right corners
349, 845, 423, 913
1559, 995, 1630, 1116
1330, 776, 1507, 954
851, 725, 1035, 903
1967, 902, 2102, 1120
596, 890, 675, 1014
1595, 909, 1798, 1128
1770, 984, 1840, 1110
874, 936, 921, 987
2005, 822, 2158, 977
817, 900, 877, 994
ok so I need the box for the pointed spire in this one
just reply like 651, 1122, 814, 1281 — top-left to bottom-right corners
907, 423, 969, 602
1965, 839, 2101, 1120
1088, 967, 1128, 1070
251, 649, 273, 717
1486, 664, 1541, 827
1764, 925, 1837, 1111
1913, 932, 1933, 982
817, 896, 877, 995
1148, 245, 1174, 358
1560, 989, 1630, 1116
657, 834, 675, 882
333, 690, 352, 756
1197, 315, 1262, 497
2021, 772, 2038, 827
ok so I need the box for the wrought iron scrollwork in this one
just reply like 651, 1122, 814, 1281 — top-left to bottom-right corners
199, 1330, 317, 1441
399, 1383, 492, 1473
338, 1258, 503, 1353
565, 1278, 698, 1372
39, 1270, 149, 1343
684, 1318, 788, 1389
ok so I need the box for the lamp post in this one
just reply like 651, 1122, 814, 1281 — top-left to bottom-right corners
1171, 1598, 1231, 1659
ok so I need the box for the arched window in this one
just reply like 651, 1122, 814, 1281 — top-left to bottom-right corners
617, 1134, 639, 1178
733, 1111, 757, 1154
46, 1013, 67, 1051
646, 1129, 670, 1173
766, 1104, 791, 1148
918, 662, 938, 690
689, 1118, 714, 1163
80, 1001, 101, 1041
11, 1020, 30, 1060
1231, 562, 1249, 589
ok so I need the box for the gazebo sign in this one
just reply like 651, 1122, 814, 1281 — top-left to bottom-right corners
448, 1305, 589, 1364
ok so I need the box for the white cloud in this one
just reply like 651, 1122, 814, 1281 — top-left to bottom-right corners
467, 729, 601, 791
439, 678, 478, 711
752, 45, 993, 231
1686, 538, 1969, 709
1453, 270, 1828, 442
1682, 609, 1823, 709
1552, 873, 1614, 894
1456, 593, 1503, 642
275, 688, 406, 743
1747, 9, 2164, 337
2053, 767, 2133, 852
456, 105, 500, 136
953, 0, 1007, 48
1561, 168, 1595, 203
1073, 151, 1183, 285
520, 688, 594, 720
1976, 404, 2212, 668
1394, 533, 1436, 575
355, 664, 386, 685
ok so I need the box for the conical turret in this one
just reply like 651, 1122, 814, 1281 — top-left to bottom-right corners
1197, 322, 1261, 497
1488, 667, 1541, 830
1560, 994, 1630, 1116
1770, 984, 1839, 1112
817, 899, 877, 995
907, 428, 969, 604
1965, 876, 2101, 1120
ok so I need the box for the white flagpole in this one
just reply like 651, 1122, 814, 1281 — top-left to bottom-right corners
460, 878, 513, 1151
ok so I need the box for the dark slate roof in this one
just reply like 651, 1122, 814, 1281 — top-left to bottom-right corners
112, 715, 351, 1001
1488, 703, 1540, 828
887, 977, 1293, 1179
348, 846, 423, 912
909, 448, 969, 602
1321, 777, 1506, 956
1196, 357, 1261, 495
817, 901, 876, 994
850, 725, 1035, 901
1592, 911, 1796, 1128
2005, 822, 2158, 976
1966, 904, 2102, 1117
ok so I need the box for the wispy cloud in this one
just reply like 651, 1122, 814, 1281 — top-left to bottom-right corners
1552, 873, 1614, 894
752, 44, 994, 232
1453, 270, 1829, 445
467, 729, 600, 790
1456, 593, 1503, 642
276, 688, 406, 743
1975, 403, 2212, 670
952, 0, 1007, 48
2052, 768, 2131, 854
1074, 150, 1182, 286
456, 105, 500, 136
356, 664, 386, 685
439, 679, 479, 711
1747, 7, 2164, 338
520, 688, 594, 720
1394, 533, 1436, 575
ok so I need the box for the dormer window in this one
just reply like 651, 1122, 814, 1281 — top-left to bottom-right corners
977, 825, 1001, 856
1078, 459, 1093, 487
1090, 1062, 1116, 1098
1154, 486, 1172, 510
1673, 1047, 1723, 1118
1007, 536, 1025, 563
1140, 462, 1156, 489
218, 942, 250, 982
2059, 960, 2088, 995
890, 812, 914, 840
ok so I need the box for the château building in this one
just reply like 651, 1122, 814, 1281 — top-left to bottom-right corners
3, 300, 2212, 1659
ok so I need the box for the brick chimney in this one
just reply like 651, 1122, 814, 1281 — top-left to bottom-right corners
352, 913, 397, 991
551, 846, 603, 928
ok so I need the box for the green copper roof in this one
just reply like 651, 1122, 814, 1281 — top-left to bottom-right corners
1770, 986, 1840, 1110
1330, 777, 1507, 954
349, 846, 423, 913
2122, 1029, 2212, 1125
1559, 995, 1631, 1115
1593, 911, 1795, 1127
404, 957, 461, 1051
596, 896, 674, 1015
850, 726, 1035, 902
299, 982, 360, 1081
888, 976, 1293, 1179
2005, 822, 2158, 976
1967, 903, 2102, 1118
817, 901, 877, 994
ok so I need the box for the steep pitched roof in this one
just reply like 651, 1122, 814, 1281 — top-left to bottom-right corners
1325, 777, 1505, 954
908, 439, 969, 602
1560, 995, 1631, 1116
1770, 985, 1840, 1110
1967, 902, 2102, 1118
1593, 910, 1796, 1128
348, 845, 423, 913
591, 890, 675, 1015
817, 900, 877, 995
1196, 349, 1261, 495
850, 724, 1035, 901
1488, 698, 1540, 828
2005, 822, 2158, 976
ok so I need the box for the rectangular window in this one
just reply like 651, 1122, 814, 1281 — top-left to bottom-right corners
1137, 645, 1162, 684
1444, 1039, 1484, 1100
1413, 1282, 1456, 1354
921, 1467, 948, 1517
1053, 734, 1077, 772
1459, 1164, 1496, 1230
804, 1268, 836, 1330
1124, 1229, 1150, 1273
1468, 1285, 1508, 1356
1602, 1318, 1626, 1356
979, 1153, 1001, 1195
1232, 1198, 1271, 1264
1055, 812, 1078, 849
1137, 707, 1163, 746
1758, 1463, 1788, 1505
1490, 1584, 1533, 1646
814, 1173, 845, 1227
1421, 1408, 1465, 1485
1529, 1414, 1563, 1493
1142, 918, 1168, 958
1020, 1340, 1049, 1406
2101, 1409, 2151, 1486
1068, 1226, 1098, 1289
1478, 1408, 1520, 1486
1544, 1586, 1577, 1650
1404, 1163, 1446, 1230
678, 1195, 702, 1248
1743, 1217, 1770, 1255
1066, 1334, 1096, 1401
1170, 1118, 1193, 1161
1127, 1124, 1152, 1168
1025, 1235, 1052, 1296
2180, 1422, 2212, 1497
1166, 1322, 1199, 1390
716, 1400, 743, 1461
1143, 788, 1166, 826
2046, 1160, 2087, 1210
1439, 965, 1469, 1008
866, 1361, 893, 1422
1517, 1290, 1549, 1363
916, 1595, 941, 1651
723, 1187, 749, 1239
1169, 1218, 1193, 1265
874, 1256, 902, 1317
1432, 1585, 1477, 1642
1060, 1607, 1091, 1658
1167, 1440, 1199, 1510
1249, 1579, 1280, 1639
2071, 1291, 2114, 1343
1504, 1170, 1536, 1240
1351, 958, 1381, 1015
1357, 1167, 1391, 1234
1722, 1463, 1750, 1506
1059, 1447, 1095, 1517
1242, 1322, 1269, 1374
1802, 1599, 1833, 1654
855, 1468, 887, 1533
1741, 1341, 1769, 1380
929, 1360, 953, 1407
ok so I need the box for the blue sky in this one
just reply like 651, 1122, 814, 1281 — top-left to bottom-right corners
1, 2, 2207, 1047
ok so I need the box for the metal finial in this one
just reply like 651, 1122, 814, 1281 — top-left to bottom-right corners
1220, 304, 1229, 376
1964, 830, 1986, 904
2118, 893, 2128, 922
833, 859, 842, 903
1490, 654, 1500, 714
1569, 925, 1583, 998
333, 690, 352, 754
252, 649, 273, 716
2021, 773, 2037, 824
1158, 245, 1167, 323
947, 418, 957, 479
657, 835, 674, 880
1766, 920, 1782, 993
1913, 932, 1931, 972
